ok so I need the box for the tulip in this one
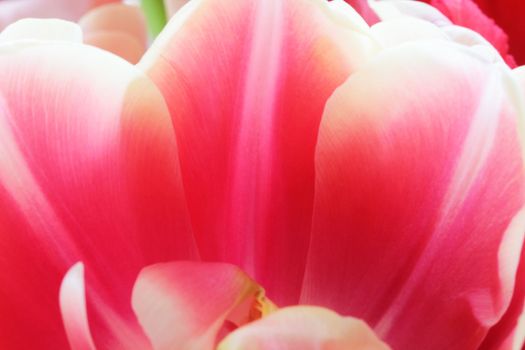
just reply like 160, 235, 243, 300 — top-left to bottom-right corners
0, 1, 524, 350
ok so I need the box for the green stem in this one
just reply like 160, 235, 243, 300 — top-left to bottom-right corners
140, 0, 168, 38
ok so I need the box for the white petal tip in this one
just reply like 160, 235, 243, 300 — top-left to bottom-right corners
59, 262, 96, 350
0, 18, 82, 44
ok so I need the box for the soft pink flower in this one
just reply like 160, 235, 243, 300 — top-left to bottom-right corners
0, 1, 524, 349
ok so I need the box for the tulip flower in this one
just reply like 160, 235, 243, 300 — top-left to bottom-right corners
0, 0, 524, 350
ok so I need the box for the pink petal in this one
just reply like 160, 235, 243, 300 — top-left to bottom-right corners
132, 261, 275, 349
480, 248, 525, 350
218, 306, 390, 350
59, 263, 97, 350
139, 0, 376, 306
79, 3, 147, 63
84, 31, 145, 64
479, 68, 525, 350
79, 3, 148, 48
301, 41, 525, 349
0, 20, 197, 348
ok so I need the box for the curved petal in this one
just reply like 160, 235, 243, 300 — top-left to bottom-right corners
84, 31, 145, 64
0, 19, 197, 349
59, 263, 97, 350
301, 41, 525, 350
372, 0, 514, 66
479, 68, 525, 350
367, 13, 503, 65
421, 0, 525, 65
480, 248, 525, 350
79, 3, 147, 48
132, 261, 275, 350
0, 0, 117, 31
218, 306, 390, 350
139, 0, 377, 306
370, 17, 448, 48
427, 0, 515, 66
0, 18, 82, 43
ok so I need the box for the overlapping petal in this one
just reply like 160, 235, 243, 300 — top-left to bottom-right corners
79, 3, 147, 63
417, 0, 515, 66
421, 0, 525, 65
139, 0, 377, 306
479, 68, 525, 350
301, 41, 525, 349
0, 20, 197, 349
480, 249, 525, 350
218, 306, 390, 350
82, 31, 145, 64
132, 261, 275, 350
370, 0, 515, 66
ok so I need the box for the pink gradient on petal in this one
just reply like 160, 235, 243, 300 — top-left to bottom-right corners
479, 69, 525, 350
132, 261, 273, 349
140, 0, 375, 306
480, 247, 525, 350
301, 42, 525, 349
0, 40, 197, 348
